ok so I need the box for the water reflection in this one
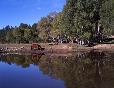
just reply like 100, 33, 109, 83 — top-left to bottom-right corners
0, 51, 114, 88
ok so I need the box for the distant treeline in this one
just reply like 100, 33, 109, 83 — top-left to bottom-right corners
0, 12, 59, 44
0, 0, 114, 45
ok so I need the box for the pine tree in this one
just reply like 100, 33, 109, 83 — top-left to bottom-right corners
61, 0, 114, 44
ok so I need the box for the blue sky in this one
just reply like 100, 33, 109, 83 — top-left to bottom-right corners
0, 0, 65, 28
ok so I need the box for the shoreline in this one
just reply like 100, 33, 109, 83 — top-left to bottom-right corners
0, 43, 114, 53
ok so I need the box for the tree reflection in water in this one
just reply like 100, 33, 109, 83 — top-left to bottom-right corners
0, 51, 114, 88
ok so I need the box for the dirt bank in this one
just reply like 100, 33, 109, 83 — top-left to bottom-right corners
0, 43, 114, 53
0, 43, 91, 53
93, 44, 114, 51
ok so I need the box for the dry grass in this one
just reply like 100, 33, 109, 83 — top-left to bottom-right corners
1, 43, 114, 53
93, 44, 114, 49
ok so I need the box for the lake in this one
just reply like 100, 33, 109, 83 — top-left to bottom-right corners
0, 51, 114, 88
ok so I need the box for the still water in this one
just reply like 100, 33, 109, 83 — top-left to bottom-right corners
0, 51, 114, 88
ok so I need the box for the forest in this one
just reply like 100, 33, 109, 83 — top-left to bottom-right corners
0, 0, 114, 45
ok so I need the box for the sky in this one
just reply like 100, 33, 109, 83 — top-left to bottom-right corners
0, 0, 65, 28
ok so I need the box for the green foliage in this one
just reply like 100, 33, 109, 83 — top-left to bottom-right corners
37, 12, 57, 42
60, 0, 77, 37
51, 12, 63, 38
60, 0, 114, 44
